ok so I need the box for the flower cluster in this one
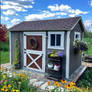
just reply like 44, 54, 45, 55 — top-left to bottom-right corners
47, 80, 83, 92
73, 40, 88, 53
0, 67, 30, 92
48, 51, 64, 58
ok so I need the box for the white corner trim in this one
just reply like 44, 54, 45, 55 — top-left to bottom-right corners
66, 31, 70, 79
48, 32, 64, 50
9, 32, 12, 65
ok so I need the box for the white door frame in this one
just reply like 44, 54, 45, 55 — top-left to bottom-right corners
23, 32, 46, 73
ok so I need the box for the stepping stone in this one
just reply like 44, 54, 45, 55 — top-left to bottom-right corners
30, 79, 38, 85
33, 81, 44, 87
40, 82, 48, 90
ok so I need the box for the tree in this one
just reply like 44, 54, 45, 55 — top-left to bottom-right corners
0, 24, 8, 42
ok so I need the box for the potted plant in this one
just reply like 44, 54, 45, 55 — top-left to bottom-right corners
73, 40, 88, 54
13, 39, 20, 69
48, 63, 53, 69
54, 63, 60, 71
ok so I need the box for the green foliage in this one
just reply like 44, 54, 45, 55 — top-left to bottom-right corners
0, 69, 31, 92
1, 51, 9, 64
78, 68, 92, 88
13, 39, 20, 65
84, 32, 92, 38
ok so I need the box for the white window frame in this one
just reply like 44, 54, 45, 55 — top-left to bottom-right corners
48, 32, 64, 50
74, 32, 81, 41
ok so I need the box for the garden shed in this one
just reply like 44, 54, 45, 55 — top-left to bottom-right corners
9, 16, 85, 79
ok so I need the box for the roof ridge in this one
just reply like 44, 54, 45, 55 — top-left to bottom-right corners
22, 16, 81, 23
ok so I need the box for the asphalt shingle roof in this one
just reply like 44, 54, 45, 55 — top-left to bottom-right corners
9, 16, 83, 31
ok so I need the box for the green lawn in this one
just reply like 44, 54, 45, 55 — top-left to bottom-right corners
0, 51, 10, 64
83, 38, 92, 55
0, 40, 10, 64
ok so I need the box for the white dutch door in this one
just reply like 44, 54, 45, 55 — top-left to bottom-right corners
24, 32, 46, 72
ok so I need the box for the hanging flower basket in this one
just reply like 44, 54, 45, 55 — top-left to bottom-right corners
73, 40, 88, 54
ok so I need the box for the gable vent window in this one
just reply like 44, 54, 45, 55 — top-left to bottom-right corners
48, 32, 64, 49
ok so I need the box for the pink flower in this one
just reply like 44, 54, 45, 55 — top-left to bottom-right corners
0, 80, 3, 84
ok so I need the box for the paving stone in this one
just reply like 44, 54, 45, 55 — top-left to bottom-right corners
30, 79, 38, 85
47, 85, 56, 90
40, 82, 48, 90
33, 81, 44, 87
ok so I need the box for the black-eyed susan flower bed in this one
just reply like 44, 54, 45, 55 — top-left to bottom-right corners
0, 67, 40, 92
46, 80, 89, 92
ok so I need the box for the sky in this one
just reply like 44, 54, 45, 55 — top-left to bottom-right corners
0, 0, 92, 31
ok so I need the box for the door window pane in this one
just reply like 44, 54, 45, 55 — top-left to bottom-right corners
51, 34, 55, 46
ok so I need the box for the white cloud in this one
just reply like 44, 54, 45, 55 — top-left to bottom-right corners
3, 10, 16, 15
4, 17, 10, 21
90, 0, 92, 6
48, 4, 88, 17
85, 20, 92, 31
1, 0, 34, 12
48, 4, 71, 11
1, 16, 10, 21
11, 18, 21, 24
1, 5, 27, 12
25, 11, 67, 21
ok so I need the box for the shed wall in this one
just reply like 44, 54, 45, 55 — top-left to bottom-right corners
46, 31, 67, 78
10, 32, 24, 68
69, 23, 83, 76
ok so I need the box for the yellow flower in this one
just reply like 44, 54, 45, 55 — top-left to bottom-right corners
57, 83, 62, 87
1, 88, 4, 91
3, 74, 6, 78
50, 53, 54, 57
54, 81, 58, 86
12, 89, 19, 92
1, 88, 8, 92
4, 88, 8, 91
65, 84, 72, 89
3, 85, 7, 89
48, 81, 52, 86
70, 81, 76, 86
13, 72, 16, 74
61, 80, 67, 84
8, 84, 12, 88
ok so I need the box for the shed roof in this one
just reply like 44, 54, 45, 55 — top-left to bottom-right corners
9, 16, 85, 31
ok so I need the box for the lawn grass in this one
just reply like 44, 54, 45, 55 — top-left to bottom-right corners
0, 51, 10, 64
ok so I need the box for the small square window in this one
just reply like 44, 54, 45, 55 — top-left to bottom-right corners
48, 32, 64, 49
74, 32, 81, 41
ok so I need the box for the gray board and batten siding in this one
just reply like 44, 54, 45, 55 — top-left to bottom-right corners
69, 22, 83, 76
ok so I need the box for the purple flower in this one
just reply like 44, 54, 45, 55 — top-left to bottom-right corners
47, 51, 52, 55
0, 80, 3, 84
57, 51, 64, 57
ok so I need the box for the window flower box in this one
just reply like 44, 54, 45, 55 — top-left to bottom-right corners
48, 51, 64, 58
